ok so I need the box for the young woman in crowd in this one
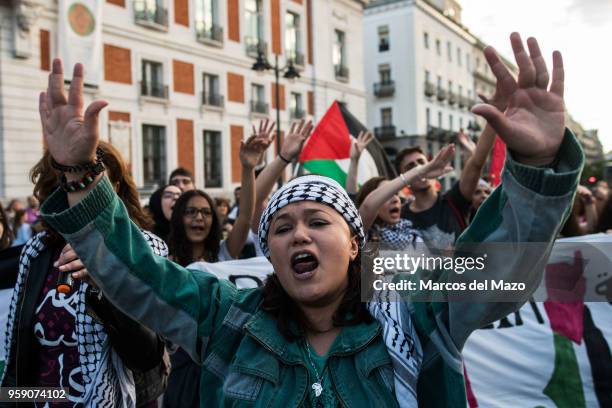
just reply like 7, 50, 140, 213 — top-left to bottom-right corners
161, 123, 273, 408
0, 141, 169, 407
0, 206, 13, 250
4, 199, 23, 229
10, 209, 32, 246
25, 195, 40, 224
214, 197, 230, 225
148, 184, 182, 244
357, 146, 454, 250
46, 33, 582, 407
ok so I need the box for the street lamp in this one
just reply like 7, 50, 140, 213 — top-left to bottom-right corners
251, 50, 300, 166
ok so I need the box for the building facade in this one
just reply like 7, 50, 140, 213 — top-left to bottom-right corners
0, 0, 368, 199
364, 0, 477, 182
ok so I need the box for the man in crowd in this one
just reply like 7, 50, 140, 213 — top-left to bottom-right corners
169, 167, 195, 192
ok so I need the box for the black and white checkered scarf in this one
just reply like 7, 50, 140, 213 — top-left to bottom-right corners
0, 230, 168, 407
258, 175, 365, 257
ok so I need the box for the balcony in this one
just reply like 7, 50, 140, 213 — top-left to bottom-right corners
458, 95, 467, 108
290, 108, 306, 119
202, 92, 224, 108
245, 37, 267, 58
437, 88, 447, 102
448, 92, 457, 105
140, 81, 168, 99
374, 125, 396, 141
374, 81, 395, 98
196, 24, 223, 46
424, 81, 436, 97
134, 2, 168, 29
335, 64, 349, 82
250, 100, 269, 115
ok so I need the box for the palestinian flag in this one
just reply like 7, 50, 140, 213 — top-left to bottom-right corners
298, 101, 396, 186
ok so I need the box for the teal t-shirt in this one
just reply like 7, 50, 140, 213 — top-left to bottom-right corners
300, 340, 339, 408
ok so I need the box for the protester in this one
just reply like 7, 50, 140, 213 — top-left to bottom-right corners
3, 199, 23, 230
10, 209, 32, 246
0, 206, 13, 250
226, 186, 241, 222
214, 197, 230, 225
357, 145, 454, 249
169, 167, 195, 192
43, 31, 582, 405
0, 141, 169, 407
596, 194, 612, 234
470, 178, 492, 221
395, 87, 504, 249
148, 184, 182, 244
25, 195, 40, 224
162, 124, 272, 408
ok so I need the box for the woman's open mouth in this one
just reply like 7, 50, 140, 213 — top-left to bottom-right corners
290, 250, 319, 279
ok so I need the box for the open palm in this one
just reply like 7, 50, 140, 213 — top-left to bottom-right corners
473, 34, 565, 166
419, 144, 455, 180
39, 59, 107, 166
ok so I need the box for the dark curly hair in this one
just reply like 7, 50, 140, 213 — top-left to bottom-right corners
169, 189, 222, 266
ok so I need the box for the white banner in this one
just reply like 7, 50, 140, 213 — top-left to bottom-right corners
58, 0, 103, 85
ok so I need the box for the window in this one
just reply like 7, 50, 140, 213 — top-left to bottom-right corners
333, 30, 348, 79
426, 107, 431, 129
476, 57, 480, 69
381, 108, 393, 126
447, 41, 452, 61
427, 142, 433, 156
458, 85, 462, 96
378, 25, 389, 52
251, 83, 266, 113
202, 73, 221, 106
435, 39, 441, 55
459, 117, 463, 130
457, 47, 462, 66
448, 80, 453, 93
290, 92, 304, 118
466, 53, 471, 71
142, 124, 166, 186
141, 60, 165, 98
245, 0, 263, 55
134, 0, 167, 27
203, 130, 222, 187
423, 32, 429, 49
437, 75, 442, 89
195, 0, 221, 42
379, 64, 391, 83
425, 70, 430, 83
449, 114, 454, 131
285, 12, 302, 64
437, 111, 442, 128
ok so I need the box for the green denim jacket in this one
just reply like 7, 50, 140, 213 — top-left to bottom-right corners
38, 130, 583, 407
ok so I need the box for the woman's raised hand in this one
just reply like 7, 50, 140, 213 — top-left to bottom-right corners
39, 59, 108, 166
472, 33, 565, 166
280, 119, 314, 161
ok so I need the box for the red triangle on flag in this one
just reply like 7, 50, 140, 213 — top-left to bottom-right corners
299, 101, 352, 162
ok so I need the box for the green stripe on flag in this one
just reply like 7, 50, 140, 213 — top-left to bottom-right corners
302, 160, 347, 186
543, 333, 586, 408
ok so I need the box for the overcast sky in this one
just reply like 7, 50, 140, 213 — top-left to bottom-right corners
459, 0, 612, 152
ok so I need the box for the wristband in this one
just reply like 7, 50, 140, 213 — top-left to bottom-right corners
400, 173, 410, 187
51, 147, 105, 173
60, 163, 105, 193
279, 152, 292, 164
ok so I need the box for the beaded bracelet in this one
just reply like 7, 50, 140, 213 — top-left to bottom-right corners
59, 162, 105, 193
51, 147, 105, 173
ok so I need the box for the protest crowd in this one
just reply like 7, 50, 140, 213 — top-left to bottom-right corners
0, 32, 610, 408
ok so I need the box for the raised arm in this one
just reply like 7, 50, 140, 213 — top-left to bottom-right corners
225, 122, 274, 258
359, 145, 455, 232
39, 59, 241, 364
251, 119, 313, 233
346, 131, 374, 195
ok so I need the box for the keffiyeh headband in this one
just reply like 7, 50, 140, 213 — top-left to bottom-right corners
258, 175, 365, 258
